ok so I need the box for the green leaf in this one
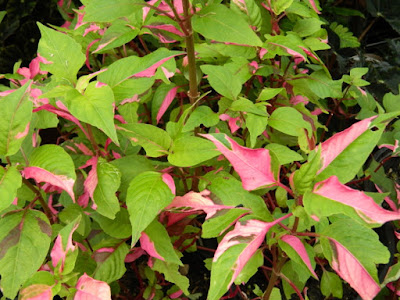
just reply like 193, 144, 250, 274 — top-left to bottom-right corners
268, 107, 312, 136
117, 123, 172, 157
245, 113, 269, 147
321, 270, 343, 298
201, 64, 242, 100
182, 106, 220, 132
0, 82, 32, 156
329, 22, 360, 48
202, 208, 247, 238
383, 91, 400, 113
316, 124, 384, 183
92, 208, 132, 239
192, 4, 262, 47
93, 160, 121, 219
93, 242, 129, 283
152, 259, 190, 295
64, 82, 119, 145
83, 0, 143, 22
231, 0, 262, 29
126, 171, 174, 245
281, 260, 310, 299
0, 210, 51, 299
37, 23, 85, 83
59, 204, 91, 237
0, 11, 6, 24
168, 136, 218, 167
231, 98, 268, 116
110, 155, 154, 201
0, 166, 22, 212
293, 149, 321, 195
320, 218, 390, 282
271, 0, 294, 15
143, 220, 182, 265
266, 143, 303, 165
293, 18, 324, 37
233, 249, 263, 285
113, 78, 155, 104
258, 87, 284, 101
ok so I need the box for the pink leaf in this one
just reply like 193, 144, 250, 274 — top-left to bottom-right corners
75, 273, 111, 300
201, 134, 277, 190
80, 157, 99, 200
280, 235, 318, 279
268, 42, 306, 61
319, 116, 377, 173
314, 176, 400, 224
23, 167, 75, 201
156, 86, 178, 124
131, 53, 184, 78
162, 173, 176, 195
329, 238, 380, 300
144, 24, 185, 36
15, 122, 30, 139
306, 0, 321, 14
140, 232, 164, 260
214, 214, 291, 288
20, 284, 52, 300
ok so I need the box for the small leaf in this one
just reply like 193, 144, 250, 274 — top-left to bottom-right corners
117, 123, 172, 157
182, 106, 220, 132
93, 243, 129, 283
192, 4, 262, 47
0, 210, 51, 299
75, 273, 111, 300
266, 143, 304, 165
152, 259, 190, 295
201, 134, 277, 190
321, 270, 343, 298
37, 23, 85, 83
23, 145, 76, 201
91, 208, 132, 239
0, 166, 22, 212
268, 107, 312, 137
0, 82, 32, 156
168, 136, 218, 167
126, 171, 174, 245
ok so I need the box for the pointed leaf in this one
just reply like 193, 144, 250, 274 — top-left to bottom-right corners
93, 160, 121, 219
152, 259, 190, 295
154, 84, 178, 124
117, 123, 172, 157
305, 176, 400, 225
279, 235, 318, 279
75, 273, 111, 300
321, 270, 343, 298
192, 4, 262, 47
37, 23, 85, 83
266, 143, 304, 165
23, 145, 76, 201
93, 243, 129, 283
64, 82, 119, 145
168, 136, 219, 167
0, 166, 22, 212
126, 171, 174, 245
268, 107, 312, 137
141, 219, 182, 265
0, 82, 32, 156
92, 209, 131, 239
0, 210, 51, 299
201, 65, 242, 99
83, 0, 142, 22
201, 133, 276, 190
202, 208, 249, 238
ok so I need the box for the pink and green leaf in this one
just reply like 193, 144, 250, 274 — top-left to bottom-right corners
75, 273, 111, 300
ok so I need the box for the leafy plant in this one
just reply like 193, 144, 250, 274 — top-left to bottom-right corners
0, 0, 400, 299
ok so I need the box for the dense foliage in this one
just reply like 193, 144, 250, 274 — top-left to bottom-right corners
0, 0, 399, 299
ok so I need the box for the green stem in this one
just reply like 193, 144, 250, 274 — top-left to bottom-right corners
182, 0, 199, 104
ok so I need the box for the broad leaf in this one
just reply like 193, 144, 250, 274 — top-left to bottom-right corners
37, 23, 85, 83
64, 82, 119, 145
201, 65, 242, 100
93, 160, 121, 219
93, 243, 129, 283
152, 259, 190, 295
168, 136, 218, 167
75, 273, 111, 300
23, 145, 76, 201
192, 4, 262, 47
321, 270, 343, 298
268, 107, 312, 137
292, 148, 321, 195
201, 134, 277, 190
0, 166, 22, 212
0, 82, 31, 156
141, 219, 181, 265
153, 84, 178, 124
182, 106, 220, 132
126, 171, 174, 245
20, 284, 52, 300
117, 123, 172, 157
304, 176, 400, 226
266, 143, 304, 165
0, 210, 51, 299
202, 208, 249, 238
91, 208, 131, 239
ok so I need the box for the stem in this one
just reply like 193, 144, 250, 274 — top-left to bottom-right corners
22, 178, 55, 223
182, 0, 199, 104
276, 182, 294, 197
262, 256, 287, 300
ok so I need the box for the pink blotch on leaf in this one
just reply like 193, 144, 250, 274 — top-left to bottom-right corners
329, 239, 380, 300
132, 54, 184, 78
140, 232, 164, 260
23, 167, 75, 201
314, 176, 400, 224
51, 222, 79, 273
280, 235, 318, 279
75, 273, 111, 300
161, 173, 176, 195
20, 284, 52, 300
157, 86, 178, 124
201, 134, 277, 190
125, 248, 146, 263
306, 0, 321, 14
319, 116, 377, 173
15, 122, 30, 139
